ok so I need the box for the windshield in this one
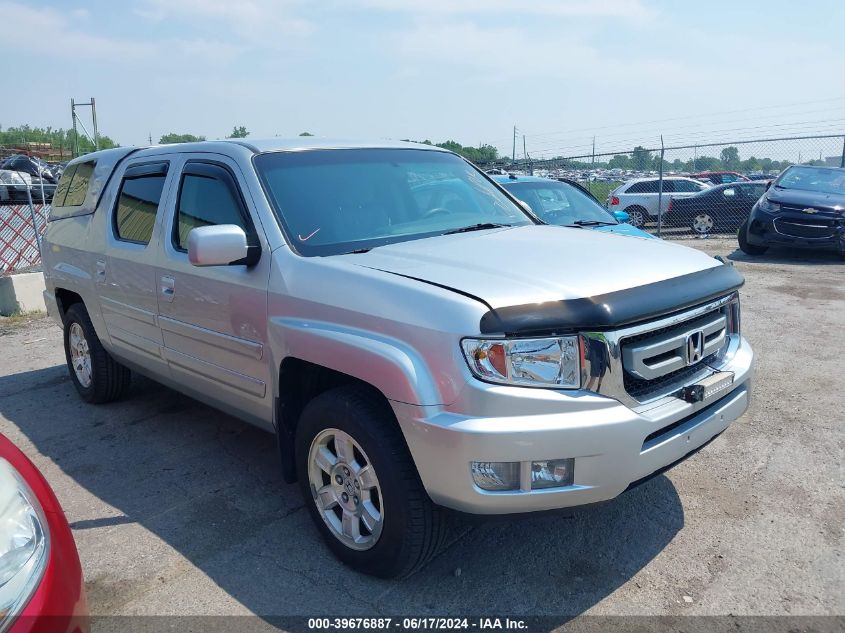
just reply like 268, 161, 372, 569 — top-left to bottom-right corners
775, 166, 845, 196
254, 149, 534, 256
502, 180, 617, 225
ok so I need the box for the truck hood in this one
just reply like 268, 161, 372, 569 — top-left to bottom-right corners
338, 225, 722, 309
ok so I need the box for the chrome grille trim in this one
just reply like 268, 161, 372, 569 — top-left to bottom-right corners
580, 293, 740, 408
621, 312, 726, 381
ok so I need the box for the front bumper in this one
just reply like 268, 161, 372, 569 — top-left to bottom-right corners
393, 337, 753, 514
747, 208, 845, 252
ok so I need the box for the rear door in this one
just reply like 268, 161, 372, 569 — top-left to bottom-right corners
98, 160, 172, 374
155, 156, 272, 424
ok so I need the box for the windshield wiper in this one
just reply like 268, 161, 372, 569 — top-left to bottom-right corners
570, 220, 617, 227
442, 223, 513, 235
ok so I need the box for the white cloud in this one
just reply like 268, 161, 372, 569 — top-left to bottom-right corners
394, 21, 678, 82
0, 1, 248, 65
0, 1, 155, 60
136, 0, 314, 40
359, 0, 655, 21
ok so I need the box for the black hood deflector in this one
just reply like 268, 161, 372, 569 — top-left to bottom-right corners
479, 264, 744, 335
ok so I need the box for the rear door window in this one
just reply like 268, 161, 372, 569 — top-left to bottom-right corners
114, 163, 169, 245
627, 180, 659, 194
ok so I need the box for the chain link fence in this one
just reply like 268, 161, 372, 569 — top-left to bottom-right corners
479, 134, 845, 239
2, 134, 845, 272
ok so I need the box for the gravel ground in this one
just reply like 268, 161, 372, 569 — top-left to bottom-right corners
0, 239, 842, 625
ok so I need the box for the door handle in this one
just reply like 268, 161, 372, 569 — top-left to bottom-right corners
160, 276, 175, 302
95, 260, 106, 283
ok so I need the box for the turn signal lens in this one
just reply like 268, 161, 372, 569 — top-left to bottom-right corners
471, 461, 520, 491
531, 458, 575, 489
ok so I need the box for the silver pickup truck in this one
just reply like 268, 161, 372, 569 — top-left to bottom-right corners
42, 139, 753, 577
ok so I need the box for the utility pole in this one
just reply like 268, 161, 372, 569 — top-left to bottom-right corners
70, 98, 78, 157
657, 135, 665, 239
70, 97, 99, 157
523, 135, 532, 175
512, 125, 517, 164
590, 136, 596, 195
149, 133, 153, 145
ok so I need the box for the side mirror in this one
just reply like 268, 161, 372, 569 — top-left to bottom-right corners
765, 180, 772, 191
188, 224, 250, 266
613, 210, 630, 222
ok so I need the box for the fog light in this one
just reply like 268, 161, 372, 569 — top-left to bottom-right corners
531, 458, 574, 489
471, 461, 520, 491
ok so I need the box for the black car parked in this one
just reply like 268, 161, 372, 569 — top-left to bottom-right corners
0, 155, 58, 203
0, 154, 58, 183
666, 181, 768, 234
739, 165, 845, 256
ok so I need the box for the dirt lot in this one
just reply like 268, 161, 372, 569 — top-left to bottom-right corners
0, 239, 842, 624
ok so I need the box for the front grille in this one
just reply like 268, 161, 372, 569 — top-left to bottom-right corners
623, 352, 718, 399
774, 217, 836, 239
620, 304, 728, 400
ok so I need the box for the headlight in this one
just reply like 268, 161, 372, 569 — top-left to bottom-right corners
461, 336, 580, 388
758, 196, 780, 213
0, 459, 49, 627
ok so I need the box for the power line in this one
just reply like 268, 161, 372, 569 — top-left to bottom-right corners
492, 95, 845, 145
525, 106, 845, 155
529, 118, 845, 158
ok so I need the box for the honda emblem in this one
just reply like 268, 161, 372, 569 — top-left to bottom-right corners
685, 331, 704, 365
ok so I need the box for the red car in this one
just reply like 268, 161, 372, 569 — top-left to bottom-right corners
0, 434, 88, 633
689, 171, 750, 185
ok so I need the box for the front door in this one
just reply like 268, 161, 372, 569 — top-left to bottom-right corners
155, 156, 272, 425
97, 160, 172, 375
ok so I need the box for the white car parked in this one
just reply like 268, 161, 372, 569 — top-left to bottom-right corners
607, 177, 710, 228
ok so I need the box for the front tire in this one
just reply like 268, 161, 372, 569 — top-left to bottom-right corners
296, 385, 447, 578
737, 220, 768, 256
63, 303, 131, 403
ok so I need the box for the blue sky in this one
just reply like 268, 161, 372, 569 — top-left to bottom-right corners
3, 0, 845, 157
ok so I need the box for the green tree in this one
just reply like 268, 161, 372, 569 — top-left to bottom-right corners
400, 139, 499, 163
720, 146, 740, 170
608, 154, 631, 169
299, 132, 314, 136
228, 126, 249, 138
159, 133, 206, 144
631, 146, 652, 171
0, 124, 117, 158
693, 155, 721, 171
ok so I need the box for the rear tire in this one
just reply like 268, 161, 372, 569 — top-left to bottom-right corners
63, 303, 131, 403
737, 220, 768, 256
296, 385, 448, 578
624, 206, 648, 229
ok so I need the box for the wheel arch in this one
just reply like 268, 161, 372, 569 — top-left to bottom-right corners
275, 358, 398, 484
54, 287, 84, 319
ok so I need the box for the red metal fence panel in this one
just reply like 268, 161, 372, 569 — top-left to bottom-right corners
0, 204, 48, 273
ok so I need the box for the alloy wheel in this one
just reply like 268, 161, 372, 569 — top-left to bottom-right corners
307, 428, 384, 551
68, 322, 92, 388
